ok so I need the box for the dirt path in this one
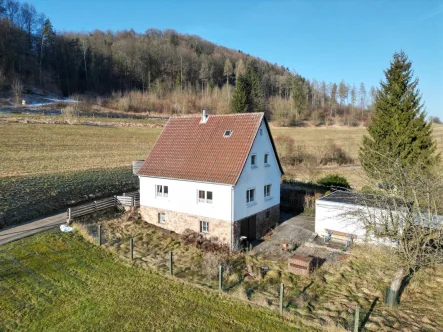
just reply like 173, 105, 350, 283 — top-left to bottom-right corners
0, 212, 66, 245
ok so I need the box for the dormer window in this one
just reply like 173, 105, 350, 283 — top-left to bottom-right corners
224, 130, 232, 137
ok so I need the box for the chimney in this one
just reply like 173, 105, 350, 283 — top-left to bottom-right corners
201, 109, 208, 123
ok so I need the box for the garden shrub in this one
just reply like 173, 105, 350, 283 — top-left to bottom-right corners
317, 174, 350, 189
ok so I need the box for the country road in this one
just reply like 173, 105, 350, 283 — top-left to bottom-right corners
0, 212, 66, 246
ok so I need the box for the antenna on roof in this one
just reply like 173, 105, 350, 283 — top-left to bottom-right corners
201, 109, 208, 124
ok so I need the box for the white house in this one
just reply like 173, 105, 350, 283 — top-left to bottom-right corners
315, 190, 404, 245
137, 111, 284, 250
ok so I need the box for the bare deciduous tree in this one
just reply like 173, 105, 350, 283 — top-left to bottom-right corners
355, 158, 443, 306
11, 77, 23, 103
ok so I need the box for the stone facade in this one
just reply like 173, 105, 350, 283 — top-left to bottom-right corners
255, 203, 280, 238
232, 203, 280, 250
140, 203, 280, 251
140, 206, 232, 245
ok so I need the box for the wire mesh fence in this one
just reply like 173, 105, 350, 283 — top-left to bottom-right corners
75, 218, 426, 331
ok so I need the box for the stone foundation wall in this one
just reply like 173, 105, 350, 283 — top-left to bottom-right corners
140, 204, 280, 251
140, 206, 232, 245
232, 204, 280, 250
255, 204, 280, 238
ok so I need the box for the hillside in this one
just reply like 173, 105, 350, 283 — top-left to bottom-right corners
0, 0, 374, 124
0, 231, 300, 331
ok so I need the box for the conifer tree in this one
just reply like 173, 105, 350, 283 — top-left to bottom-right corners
231, 76, 250, 113
359, 51, 439, 183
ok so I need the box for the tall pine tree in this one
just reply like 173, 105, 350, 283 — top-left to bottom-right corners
231, 76, 250, 113
230, 59, 264, 113
359, 51, 439, 183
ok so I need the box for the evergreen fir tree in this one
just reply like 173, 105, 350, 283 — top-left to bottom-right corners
231, 76, 250, 113
247, 61, 264, 113
359, 51, 439, 183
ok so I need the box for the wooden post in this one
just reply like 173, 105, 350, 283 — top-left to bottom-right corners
279, 282, 284, 317
169, 251, 173, 276
354, 305, 360, 332
130, 238, 134, 261
218, 265, 223, 292
98, 224, 101, 246
67, 208, 71, 224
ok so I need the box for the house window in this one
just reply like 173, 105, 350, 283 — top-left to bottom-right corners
156, 185, 168, 197
265, 209, 270, 219
198, 190, 213, 203
158, 213, 165, 224
206, 191, 213, 203
246, 188, 255, 204
198, 190, 205, 202
264, 153, 269, 165
200, 221, 209, 233
251, 154, 257, 167
264, 184, 271, 199
260, 128, 263, 136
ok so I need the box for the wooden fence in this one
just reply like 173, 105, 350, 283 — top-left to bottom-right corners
67, 191, 140, 222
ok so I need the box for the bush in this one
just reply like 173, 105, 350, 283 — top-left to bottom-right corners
430, 116, 442, 124
317, 174, 350, 189
320, 141, 353, 165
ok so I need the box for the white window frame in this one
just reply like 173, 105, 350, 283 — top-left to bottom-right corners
198, 190, 205, 203
206, 191, 213, 204
264, 184, 272, 200
246, 188, 256, 205
158, 213, 166, 224
200, 220, 209, 233
156, 185, 168, 197
264, 153, 270, 166
251, 154, 257, 168
198, 190, 213, 204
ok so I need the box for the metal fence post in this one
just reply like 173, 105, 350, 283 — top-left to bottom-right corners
279, 282, 284, 317
98, 224, 101, 246
130, 238, 134, 261
218, 265, 223, 292
354, 304, 360, 332
169, 251, 173, 276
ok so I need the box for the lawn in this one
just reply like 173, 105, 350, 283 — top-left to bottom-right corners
0, 231, 300, 331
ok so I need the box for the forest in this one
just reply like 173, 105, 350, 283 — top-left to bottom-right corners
0, 0, 377, 125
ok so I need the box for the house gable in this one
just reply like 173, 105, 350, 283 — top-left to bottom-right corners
233, 119, 282, 221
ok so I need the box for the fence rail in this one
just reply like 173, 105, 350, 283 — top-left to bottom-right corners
67, 191, 140, 222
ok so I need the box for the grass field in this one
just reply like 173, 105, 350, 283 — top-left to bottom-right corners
0, 167, 138, 227
0, 122, 161, 177
1, 118, 442, 178
0, 231, 300, 331
1, 120, 441, 225
271, 123, 443, 160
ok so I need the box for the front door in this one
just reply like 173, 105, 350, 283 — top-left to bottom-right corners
240, 214, 257, 241
247, 215, 256, 241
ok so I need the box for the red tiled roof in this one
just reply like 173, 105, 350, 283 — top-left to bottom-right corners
137, 112, 282, 184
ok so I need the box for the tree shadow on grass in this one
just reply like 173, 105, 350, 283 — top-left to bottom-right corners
360, 297, 379, 331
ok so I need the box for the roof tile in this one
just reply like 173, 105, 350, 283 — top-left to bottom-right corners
137, 112, 264, 184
